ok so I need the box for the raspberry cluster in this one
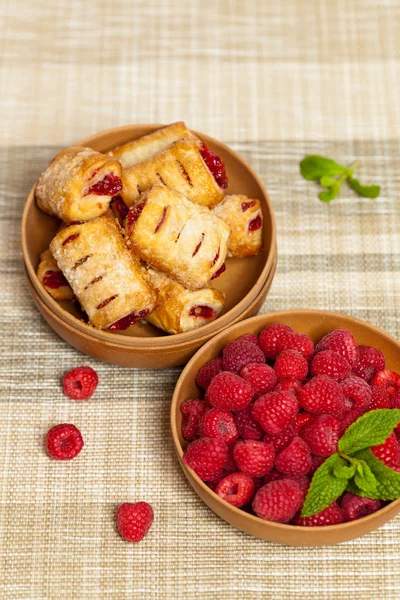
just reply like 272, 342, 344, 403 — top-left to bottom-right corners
182, 326, 400, 525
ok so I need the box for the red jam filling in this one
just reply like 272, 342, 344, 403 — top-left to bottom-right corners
126, 201, 146, 231
43, 270, 69, 289
84, 173, 122, 197
62, 233, 79, 246
211, 248, 220, 267
154, 206, 168, 233
111, 195, 129, 225
107, 308, 150, 331
211, 263, 226, 280
189, 305, 217, 319
192, 233, 205, 257
248, 215, 262, 231
241, 201, 256, 212
199, 142, 228, 189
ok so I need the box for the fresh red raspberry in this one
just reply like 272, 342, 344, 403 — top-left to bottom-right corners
341, 493, 381, 522
208, 372, 253, 411
222, 339, 265, 373
275, 436, 311, 477
292, 475, 310, 496
369, 386, 391, 410
224, 445, 238, 472
299, 375, 345, 417
183, 437, 228, 481
341, 375, 372, 412
275, 378, 302, 397
239, 334, 259, 346
310, 350, 351, 381
353, 345, 385, 382
63, 366, 98, 400
263, 425, 295, 453
196, 357, 223, 390
240, 363, 277, 396
263, 469, 285, 484
309, 455, 326, 475
315, 329, 358, 367
293, 502, 344, 526
339, 408, 364, 435
258, 323, 293, 359
234, 403, 264, 440
274, 349, 309, 381
252, 391, 298, 434
371, 432, 400, 467
293, 412, 314, 434
180, 399, 207, 441
390, 392, 400, 435
301, 414, 342, 457
116, 502, 154, 543
198, 408, 239, 445
277, 331, 314, 360
45, 423, 84, 460
215, 472, 256, 507
233, 440, 275, 477
252, 479, 304, 523
371, 369, 400, 397
206, 473, 226, 491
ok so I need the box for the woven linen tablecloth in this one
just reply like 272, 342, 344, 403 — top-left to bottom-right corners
1, 1, 400, 598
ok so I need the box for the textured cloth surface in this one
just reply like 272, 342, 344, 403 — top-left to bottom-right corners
1, 1, 400, 598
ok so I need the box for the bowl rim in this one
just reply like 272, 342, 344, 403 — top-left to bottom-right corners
170, 309, 400, 534
21, 124, 277, 347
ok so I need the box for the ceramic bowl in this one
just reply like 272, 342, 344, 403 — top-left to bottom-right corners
22, 125, 277, 367
171, 310, 400, 545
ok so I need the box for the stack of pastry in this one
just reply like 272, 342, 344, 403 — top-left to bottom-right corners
35, 123, 263, 335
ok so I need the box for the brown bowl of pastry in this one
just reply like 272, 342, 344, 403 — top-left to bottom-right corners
22, 123, 276, 367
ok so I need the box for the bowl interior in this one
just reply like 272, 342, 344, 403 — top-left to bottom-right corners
22, 125, 275, 342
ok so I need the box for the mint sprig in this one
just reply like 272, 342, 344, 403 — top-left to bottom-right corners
301, 409, 400, 517
300, 155, 381, 203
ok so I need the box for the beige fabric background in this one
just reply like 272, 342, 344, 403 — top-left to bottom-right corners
1, 0, 400, 598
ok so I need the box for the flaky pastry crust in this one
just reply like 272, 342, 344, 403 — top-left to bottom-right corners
213, 194, 263, 257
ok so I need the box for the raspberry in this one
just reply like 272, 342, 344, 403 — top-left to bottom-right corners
233, 440, 275, 477
310, 350, 351, 381
224, 445, 238, 472
292, 475, 310, 496
263, 469, 285, 484
196, 357, 223, 390
263, 425, 295, 453
339, 408, 364, 434
116, 502, 154, 543
301, 414, 342, 457
208, 372, 253, 411
183, 437, 228, 481
274, 349, 309, 381
293, 502, 344, 526
341, 493, 381, 522
180, 399, 207, 441
222, 339, 265, 373
239, 334, 259, 346
63, 366, 98, 400
234, 403, 264, 440
369, 386, 391, 410
275, 436, 311, 477
252, 391, 298, 434
353, 345, 385, 382
293, 411, 314, 433
215, 472, 256, 507
299, 375, 345, 417
371, 369, 400, 397
240, 363, 277, 396
309, 455, 326, 475
341, 376, 372, 411
198, 408, 239, 445
275, 378, 302, 397
315, 328, 359, 367
258, 323, 293, 359
252, 479, 304, 523
277, 331, 314, 360
371, 432, 400, 467
45, 424, 84, 460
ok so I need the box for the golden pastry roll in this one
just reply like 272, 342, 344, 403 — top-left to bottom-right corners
144, 267, 225, 334
213, 194, 263, 257
121, 138, 227, 208
124, 184, 230, 290
36, 249, 75, 301
108, 122, 196, 168
50, 215, 157, 330
36, 146, 122, 223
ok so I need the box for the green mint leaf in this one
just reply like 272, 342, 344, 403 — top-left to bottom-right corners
320, 175, 336, 187
347, 176, 381, 199
301, 454, 348, 517
353, 460, 377, 493
333, 455, 357, 479
338, 409, 400, 455
350, 449, 400, 500
319, 180, 342, 203
300, 155, 347, 181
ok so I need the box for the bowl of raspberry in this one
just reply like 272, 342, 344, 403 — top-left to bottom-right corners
171, 310, 400, 545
